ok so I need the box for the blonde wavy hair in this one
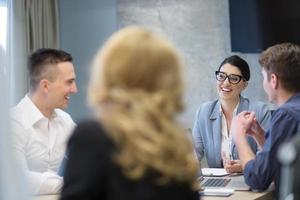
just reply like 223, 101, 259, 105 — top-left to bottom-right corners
88, 26, 199, 188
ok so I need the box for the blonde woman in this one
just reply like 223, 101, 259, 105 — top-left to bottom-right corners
60, 27, 200, 200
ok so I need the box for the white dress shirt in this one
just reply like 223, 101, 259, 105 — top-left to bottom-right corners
10, 95, 75, 195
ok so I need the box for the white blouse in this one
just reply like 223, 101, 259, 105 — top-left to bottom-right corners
220, 103, 239, 162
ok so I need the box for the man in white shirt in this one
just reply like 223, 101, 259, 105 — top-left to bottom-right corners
10, 48, 77, 195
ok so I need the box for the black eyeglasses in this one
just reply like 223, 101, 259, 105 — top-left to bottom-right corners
215, 71, 245, 84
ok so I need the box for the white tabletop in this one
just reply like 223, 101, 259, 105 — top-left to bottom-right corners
33, 194, 59, 200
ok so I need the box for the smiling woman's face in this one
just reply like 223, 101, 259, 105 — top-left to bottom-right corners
216, 63, 248, 101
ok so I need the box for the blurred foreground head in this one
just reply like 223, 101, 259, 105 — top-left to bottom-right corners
88, 26, 198, 187
89, 26, 183, 116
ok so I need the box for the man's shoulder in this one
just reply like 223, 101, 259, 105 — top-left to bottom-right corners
10, 101, 26, 122
275, 102, 300, 122
10, 95, 32, 118
9, 104, 30, 137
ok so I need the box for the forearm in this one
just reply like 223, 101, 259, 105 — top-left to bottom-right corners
13, 145, 62, 194
235, 135, 255, 169
249, 119, 266, 150
253, 133, 265, 150
26, 171, 63, 195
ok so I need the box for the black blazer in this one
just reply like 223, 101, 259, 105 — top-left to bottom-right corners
60, 120, 199, 200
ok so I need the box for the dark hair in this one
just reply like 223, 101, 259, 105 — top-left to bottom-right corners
218, 55, 250, 81
28, 48, 73, 91
259, 43, 300, 93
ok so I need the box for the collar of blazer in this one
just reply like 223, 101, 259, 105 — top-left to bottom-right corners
209, 95, 250, 120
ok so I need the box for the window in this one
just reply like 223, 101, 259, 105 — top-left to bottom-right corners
0, 0, 7, 50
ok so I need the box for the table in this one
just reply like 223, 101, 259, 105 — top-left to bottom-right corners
202, 190, 273, 200
33, 195, 59, 200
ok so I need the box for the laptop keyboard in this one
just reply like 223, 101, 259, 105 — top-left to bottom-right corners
202, 178, 231, 187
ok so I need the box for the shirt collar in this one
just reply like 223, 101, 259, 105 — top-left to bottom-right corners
285, 92, 300, 104
219, 101, 240, 116
23, 95, 60, 127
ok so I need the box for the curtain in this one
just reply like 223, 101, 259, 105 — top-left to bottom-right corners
7, 0, 59, 105
25, 0, 59, 53
7, 0, 27, 105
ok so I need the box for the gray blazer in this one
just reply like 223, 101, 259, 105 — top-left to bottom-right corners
192, 96, 271, 168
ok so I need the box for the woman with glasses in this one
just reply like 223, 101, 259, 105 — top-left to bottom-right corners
192, 55, 270, 173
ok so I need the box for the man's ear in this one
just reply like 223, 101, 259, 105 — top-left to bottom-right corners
39, 79, 50, 93
270, 74, 278, 89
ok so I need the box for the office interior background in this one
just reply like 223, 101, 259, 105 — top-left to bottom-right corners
59, 0, 269, 128
2, 0, 278, 128
2, 0, 300, 198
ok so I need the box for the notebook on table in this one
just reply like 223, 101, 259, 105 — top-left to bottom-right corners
198, 168, 250, 191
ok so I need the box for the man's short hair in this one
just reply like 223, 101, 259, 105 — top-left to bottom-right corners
28, 48, 73, 91
259, 43, 300, 93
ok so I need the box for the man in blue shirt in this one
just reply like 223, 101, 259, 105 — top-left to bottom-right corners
230, 43, 300, 191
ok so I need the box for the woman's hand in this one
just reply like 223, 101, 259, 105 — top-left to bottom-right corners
223, 159, 243, 173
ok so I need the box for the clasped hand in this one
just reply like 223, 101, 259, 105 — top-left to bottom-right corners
231, 111, 265, 146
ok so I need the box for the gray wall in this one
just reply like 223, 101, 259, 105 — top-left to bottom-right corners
118, 0, 268, 128
59, 0, 269, 127
59, 0, 117, 122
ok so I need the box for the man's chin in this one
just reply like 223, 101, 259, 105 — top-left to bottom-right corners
58, 104, 68, 110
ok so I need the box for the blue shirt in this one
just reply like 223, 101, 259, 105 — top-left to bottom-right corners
244, 92, 300, 191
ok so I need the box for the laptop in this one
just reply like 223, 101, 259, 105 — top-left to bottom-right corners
198, 168, 251, 191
